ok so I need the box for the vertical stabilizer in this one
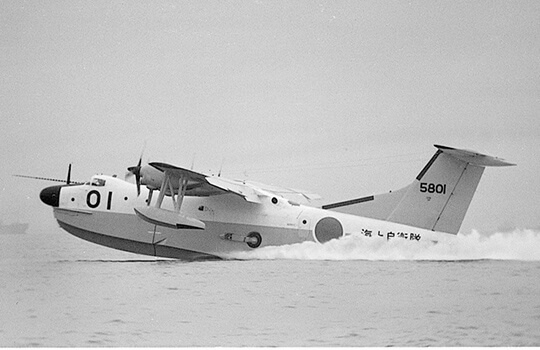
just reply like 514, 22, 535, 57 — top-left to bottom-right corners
324, 145, 514, 234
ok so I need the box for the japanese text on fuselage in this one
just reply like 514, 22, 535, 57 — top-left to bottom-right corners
360, 228, 421, 241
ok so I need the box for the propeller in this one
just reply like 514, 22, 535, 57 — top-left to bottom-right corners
126, 143, 147, 196
126, 157, 142, 196
125, 141, 146, 197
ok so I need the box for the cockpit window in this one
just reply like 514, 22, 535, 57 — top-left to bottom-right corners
91, 178, 106, 186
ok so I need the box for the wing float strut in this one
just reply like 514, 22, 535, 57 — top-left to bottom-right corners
134, 167, 206, 230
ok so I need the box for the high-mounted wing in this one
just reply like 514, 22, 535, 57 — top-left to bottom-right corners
148, 162, 321, 204
149, 162, 261, 203
149, 162, 224, 197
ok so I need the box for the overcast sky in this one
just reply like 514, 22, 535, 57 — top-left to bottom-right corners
1, 0, 539, 234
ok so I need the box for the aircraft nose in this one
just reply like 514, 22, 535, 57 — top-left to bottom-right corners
40, 185, 62, 207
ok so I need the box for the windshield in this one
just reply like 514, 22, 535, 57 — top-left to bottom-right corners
90, 178, 106, 186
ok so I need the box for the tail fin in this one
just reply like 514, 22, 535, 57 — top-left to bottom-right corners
323, 145, 515, 234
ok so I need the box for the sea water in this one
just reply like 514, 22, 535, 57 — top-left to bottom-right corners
1, 228, 539, 347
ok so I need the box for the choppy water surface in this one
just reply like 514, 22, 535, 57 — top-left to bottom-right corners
1, 228, 540, 346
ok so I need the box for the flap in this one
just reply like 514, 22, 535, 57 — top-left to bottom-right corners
244, 180, 322, 202
206, 177, 262, 203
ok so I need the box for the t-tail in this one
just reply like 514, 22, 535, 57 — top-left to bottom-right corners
323, 145, 515, 234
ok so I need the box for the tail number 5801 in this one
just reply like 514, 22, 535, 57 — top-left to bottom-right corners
420, 183, 446, 194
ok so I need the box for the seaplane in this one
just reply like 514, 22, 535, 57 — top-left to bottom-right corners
29, 145, 513, 260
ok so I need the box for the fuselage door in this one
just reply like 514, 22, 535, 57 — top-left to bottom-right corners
297, 210, 312, 240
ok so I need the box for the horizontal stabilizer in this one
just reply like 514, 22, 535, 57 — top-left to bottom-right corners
134, 207, 205, 230
434, 145, 515, 167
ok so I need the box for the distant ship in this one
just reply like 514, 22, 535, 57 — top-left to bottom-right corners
0, 221, 29, 234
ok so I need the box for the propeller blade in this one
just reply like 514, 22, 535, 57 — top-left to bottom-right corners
66, 163, 72, 185
127, 146, 145, 196
135, 173, 141, 196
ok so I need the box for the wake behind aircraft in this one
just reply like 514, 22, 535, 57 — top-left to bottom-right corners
32, 145, 513, 260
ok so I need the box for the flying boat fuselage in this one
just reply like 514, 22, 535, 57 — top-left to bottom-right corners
37, 145, 514, 260
40, 175, 440, 259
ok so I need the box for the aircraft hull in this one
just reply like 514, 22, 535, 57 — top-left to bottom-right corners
57, 220, 219, 260
53, 206, 314, 260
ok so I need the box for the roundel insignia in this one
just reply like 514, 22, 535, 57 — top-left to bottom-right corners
314, 217, 343, 243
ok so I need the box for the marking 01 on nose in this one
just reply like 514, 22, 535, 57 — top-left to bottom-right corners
86, 190, 101, 208
86, 191, 113, 210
